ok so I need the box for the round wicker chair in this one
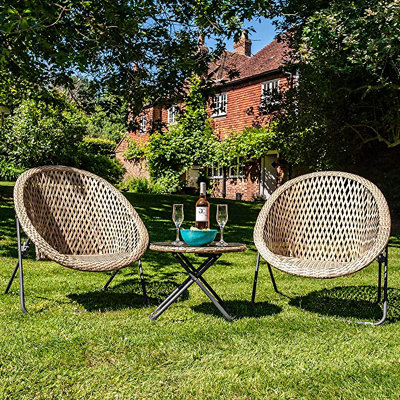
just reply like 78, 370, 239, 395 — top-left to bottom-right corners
5, 166, 149, 312
252, 171, 391, 325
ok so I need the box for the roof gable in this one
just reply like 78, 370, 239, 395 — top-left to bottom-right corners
208, 38, 288, 85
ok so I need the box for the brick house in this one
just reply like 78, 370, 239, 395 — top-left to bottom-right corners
116, 33, 293, 201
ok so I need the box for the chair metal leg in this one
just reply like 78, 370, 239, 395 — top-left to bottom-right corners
267, 263, 279, 294
377, 255, 383, 303
355, 246, 388, 326
252, 253, 279, 304
102, 259, 147, 304
102, 270, 119, 291
5, 238, 30, 294
251, 252, 261, 303
138, 259, 147, 304
5, 261, 20, 294
16, 218, 28, 313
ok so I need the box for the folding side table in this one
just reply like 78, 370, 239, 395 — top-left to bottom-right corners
149, 242, 247, 321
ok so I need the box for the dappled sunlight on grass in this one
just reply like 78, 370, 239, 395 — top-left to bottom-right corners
0, 184, 400, 398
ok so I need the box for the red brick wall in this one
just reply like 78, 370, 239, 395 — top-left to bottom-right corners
209, 73, 287, 138
210, 162, 261, 202
116, 152, 150, 180
115, 74, 289, 199
115, 116, 150, 180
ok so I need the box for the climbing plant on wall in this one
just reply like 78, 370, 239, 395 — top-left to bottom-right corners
124, 77, 279, 192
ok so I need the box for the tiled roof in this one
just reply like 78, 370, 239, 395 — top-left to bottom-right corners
208, 38, 288, 85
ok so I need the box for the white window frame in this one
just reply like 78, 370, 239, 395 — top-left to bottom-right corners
261, 79, 280, 107
228, 159, 246, 179
208, 160, 246, 179
212, 93, 227, 117
208, 164, 224, 179
139, 114, 147, 134
167, 105, 178, 125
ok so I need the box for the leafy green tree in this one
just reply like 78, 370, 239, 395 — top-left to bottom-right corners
64, 77, 128, 142
1, 0, 274, 111
1, 96, 87, 167
273, 0, 400, 168
147, 76, 216, 191
0, 94, 124, 184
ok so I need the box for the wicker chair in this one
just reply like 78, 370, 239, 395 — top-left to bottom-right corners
5, 166, 149, 313
252, 171, 391, 325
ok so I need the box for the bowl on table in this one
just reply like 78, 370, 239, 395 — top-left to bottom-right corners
180, 229, 217, 247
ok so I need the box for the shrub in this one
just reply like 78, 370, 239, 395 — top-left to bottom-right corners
0, 158, 25, 181
118, 177, 168, 194
1, 97, 87, 168
79, 137, 116, 156
119, 177, 152, 193
124, 139, 148, 160
77, 152, 124, 185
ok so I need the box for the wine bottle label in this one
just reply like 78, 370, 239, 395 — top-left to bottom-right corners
196, 206, 209, 222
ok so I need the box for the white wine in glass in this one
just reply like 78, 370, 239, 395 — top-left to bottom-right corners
216, 204, 228, 246
172, 204, 184, 245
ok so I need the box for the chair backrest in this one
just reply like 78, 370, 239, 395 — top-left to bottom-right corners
254, 171, 390, 277
14, 166, 148, 256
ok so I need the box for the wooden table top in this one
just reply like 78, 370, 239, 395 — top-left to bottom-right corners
149, 242, 247, 254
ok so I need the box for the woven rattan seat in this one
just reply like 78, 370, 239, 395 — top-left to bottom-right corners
6, 165, 149, 312
252, 171, 391, 325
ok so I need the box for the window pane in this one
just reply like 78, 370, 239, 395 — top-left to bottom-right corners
139, 115, 147, 134
212, 93, 227, 117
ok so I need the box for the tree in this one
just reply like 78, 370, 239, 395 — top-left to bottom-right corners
65, 77, 128, 142
146, 75, 216, 191
1, 0, 274, 112
272, 0, 400, 168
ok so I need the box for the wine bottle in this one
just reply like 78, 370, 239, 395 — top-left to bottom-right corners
195, 182, 210, 229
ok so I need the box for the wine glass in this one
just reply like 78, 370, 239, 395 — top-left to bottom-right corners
216, 204, 228, 246
172, 204, 184, 245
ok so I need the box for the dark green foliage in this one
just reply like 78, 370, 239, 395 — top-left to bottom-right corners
67, 80, 128, 142
77, 138, 124, 185
272, 0, 400, 170
118, 177, 162, 193
77, 152, 124, 185
0, 157, 24, 181
147, 76, 216, 192
79, 137, 116, 157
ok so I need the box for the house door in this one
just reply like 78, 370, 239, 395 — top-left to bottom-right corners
259, 153, 278, 199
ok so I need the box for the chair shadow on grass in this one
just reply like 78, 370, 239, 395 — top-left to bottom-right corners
288, 285, 400, 323
68, 277, 189, 312
192, 300, 282, 320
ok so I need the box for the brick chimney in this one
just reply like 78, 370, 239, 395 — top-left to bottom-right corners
233, 30, 251, 57
197, 33, 209, 56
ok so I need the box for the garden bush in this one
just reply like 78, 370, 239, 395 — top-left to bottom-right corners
118, 177, 165, 194
0, 157, 25, 181
77, 152, 124, 185
79, 137, 116, 156
119, 177, 152, 193
1, 97, 86, 168
0, 95, 125, 186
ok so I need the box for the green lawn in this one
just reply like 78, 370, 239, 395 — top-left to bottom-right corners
1, 182, 400, 399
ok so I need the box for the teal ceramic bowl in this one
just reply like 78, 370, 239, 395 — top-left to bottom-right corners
180, 229, 217, 246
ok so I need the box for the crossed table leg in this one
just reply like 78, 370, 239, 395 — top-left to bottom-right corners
149, 253, 233, 321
